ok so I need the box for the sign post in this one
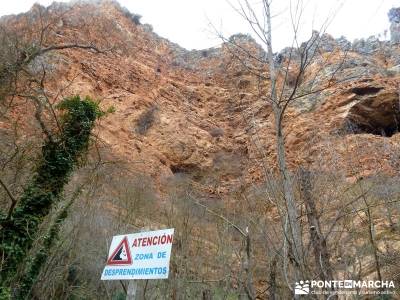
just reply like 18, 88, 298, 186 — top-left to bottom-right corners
126, 281, 138, 300
101, 228, 174, 299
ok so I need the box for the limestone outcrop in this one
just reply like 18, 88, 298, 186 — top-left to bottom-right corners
2, 0, 400, 191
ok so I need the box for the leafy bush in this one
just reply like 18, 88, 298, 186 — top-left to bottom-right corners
131, 14, 142, 25
120, 6, 142, 25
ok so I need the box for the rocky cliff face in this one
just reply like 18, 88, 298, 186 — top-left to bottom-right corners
3, 0, 400, 193
2, 2, 400, 298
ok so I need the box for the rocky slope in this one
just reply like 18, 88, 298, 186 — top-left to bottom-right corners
3, 0, 400, 194
2, 2, 400, 298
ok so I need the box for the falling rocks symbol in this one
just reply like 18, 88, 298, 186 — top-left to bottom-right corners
107, 236, 132, 265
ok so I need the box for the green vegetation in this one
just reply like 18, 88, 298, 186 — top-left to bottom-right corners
0, 96, 102, 299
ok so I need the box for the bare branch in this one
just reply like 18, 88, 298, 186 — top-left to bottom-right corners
0, 178, 17, 220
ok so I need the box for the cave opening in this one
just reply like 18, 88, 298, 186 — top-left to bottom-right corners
170, 163, 199, 175
350, 86, 383, 96
344, 95, 400, 137
345, 119, 399, 137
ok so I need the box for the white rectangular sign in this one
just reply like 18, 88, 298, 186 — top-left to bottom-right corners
101, 228, 174, 280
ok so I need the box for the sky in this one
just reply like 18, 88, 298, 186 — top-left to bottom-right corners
0, 0, 398, 51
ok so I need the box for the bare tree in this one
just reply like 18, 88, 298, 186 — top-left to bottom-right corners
210, 1, 358, 297
223, 0, 329, 279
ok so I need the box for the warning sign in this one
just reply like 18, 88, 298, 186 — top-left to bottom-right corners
106, 236, 132, 265
101, 228, 174, 280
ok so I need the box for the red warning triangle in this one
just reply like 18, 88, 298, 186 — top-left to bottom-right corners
107, 236, 132, 265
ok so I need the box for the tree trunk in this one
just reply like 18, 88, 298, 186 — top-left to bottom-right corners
244, 233, 256, 300
265, 2, 303, 269
299, 168, 335, 298
202, 289, 212, 300
269, 255, 278, 300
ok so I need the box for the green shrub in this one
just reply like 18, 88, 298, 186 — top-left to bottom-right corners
0, 95, 103, 299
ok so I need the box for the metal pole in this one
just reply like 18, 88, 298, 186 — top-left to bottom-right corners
126, 280, 138, 300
